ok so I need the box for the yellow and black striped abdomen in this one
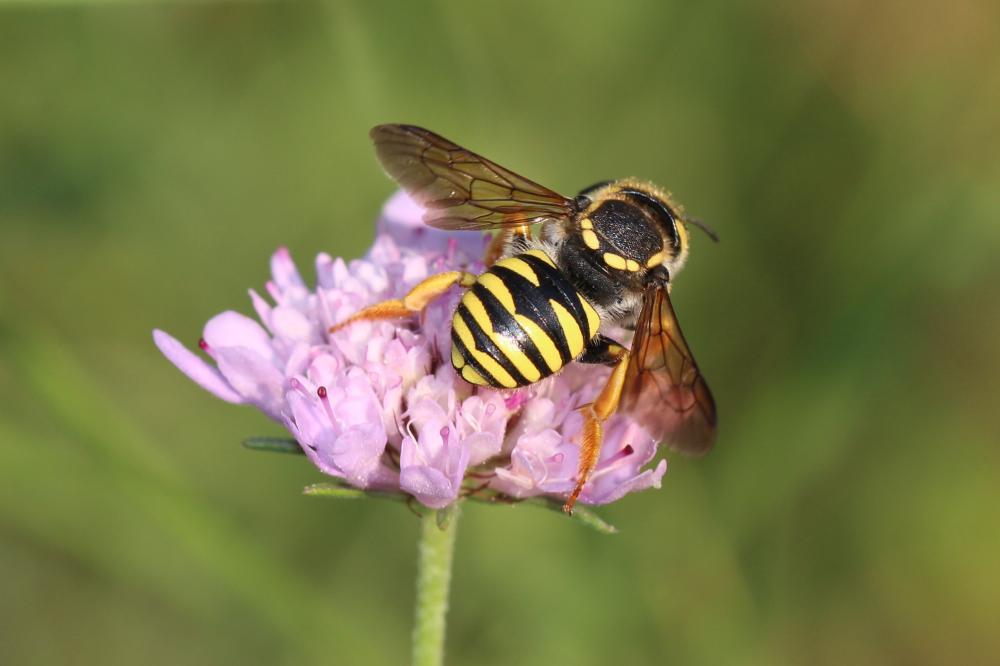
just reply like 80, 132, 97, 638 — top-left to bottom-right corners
451, 250, 601, 388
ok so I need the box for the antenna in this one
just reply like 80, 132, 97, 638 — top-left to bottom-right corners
684, 217, 720, 243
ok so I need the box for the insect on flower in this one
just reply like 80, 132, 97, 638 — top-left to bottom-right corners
331, 124, 718, 513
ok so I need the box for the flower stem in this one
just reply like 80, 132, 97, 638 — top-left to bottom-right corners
412, 506, 459, 666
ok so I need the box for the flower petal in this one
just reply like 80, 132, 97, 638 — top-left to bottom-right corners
203, 311, 275, 361
399, 465, 458, 509
153, 329, 243, 403
214, 347, 285, 419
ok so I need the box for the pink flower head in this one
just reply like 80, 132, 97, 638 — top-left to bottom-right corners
154, 190, 668, 509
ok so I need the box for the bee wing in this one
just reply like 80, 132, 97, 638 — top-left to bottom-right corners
371, 124, 575, 230
621, 285, 717, 456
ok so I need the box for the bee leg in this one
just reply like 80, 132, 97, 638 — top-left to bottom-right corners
328, 270, 477, 333
577, 336, 628, 366
564, 338, 630, 514
483, 225, 532, 266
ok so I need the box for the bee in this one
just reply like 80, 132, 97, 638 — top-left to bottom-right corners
332, 124, 717, 513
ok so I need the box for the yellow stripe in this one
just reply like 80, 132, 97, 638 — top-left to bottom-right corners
450, 345, 465, 369
550, 299, 585, 356
462, 292, 540, 383
496, 256, 539, 287
646, 250, 665, 268
582, 229, 600, 250
452, 315, 517, 388
461, 292, 493, 333
515, 314, 563, 373
478, 273, 516, 313
524, 249, 556, 266
580, 218, 593, 230
462, 365, 489, 386
626, 259, 640, 272
580, 298, 601, 337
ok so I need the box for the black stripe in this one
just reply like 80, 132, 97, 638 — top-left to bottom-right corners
471, 282, 552, 376
518, 254, 593, 340
482, 271, 573, 363
451, 330, 504, 388
455, 304, 529, 386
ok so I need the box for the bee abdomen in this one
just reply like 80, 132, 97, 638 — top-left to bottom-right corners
451, 250, 601, 389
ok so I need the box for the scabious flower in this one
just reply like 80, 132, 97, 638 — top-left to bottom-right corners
154, 191, 667, 509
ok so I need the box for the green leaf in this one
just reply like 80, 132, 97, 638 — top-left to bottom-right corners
464, 492, 618, 535
303, 481, 406, 503
303, 479, 617, 533
242, 436, 304, 454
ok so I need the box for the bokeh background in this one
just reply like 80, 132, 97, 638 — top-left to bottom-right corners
2, 1, 999, 664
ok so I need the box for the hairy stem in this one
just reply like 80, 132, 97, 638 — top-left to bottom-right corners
411, 507, 459, 666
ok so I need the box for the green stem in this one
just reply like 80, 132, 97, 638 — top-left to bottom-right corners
411, 507, 460, 666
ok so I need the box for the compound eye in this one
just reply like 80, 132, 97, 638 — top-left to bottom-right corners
648, 265, 670, 286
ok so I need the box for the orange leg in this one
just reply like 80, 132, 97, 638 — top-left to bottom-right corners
563, 348, 631, 514
483, 225, 532, 266
329, 270, 477, 333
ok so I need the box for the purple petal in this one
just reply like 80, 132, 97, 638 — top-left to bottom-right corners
203, 311, 274, 361
400, 465, 458, 509
587, 460, 668, 504
152, 329, 243, 403
270, 305, 314, 342
332, 423, 388, 487
214, 347, 285, 419
270, 246, 305, 291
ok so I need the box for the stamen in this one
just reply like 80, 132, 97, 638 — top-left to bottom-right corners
197, 337, 217, 360
317, 385, 336, 423
592, 443, 637, 478
287, 377, 310, 397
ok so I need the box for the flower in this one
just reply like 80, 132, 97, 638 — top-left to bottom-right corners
154, 191, 668, 509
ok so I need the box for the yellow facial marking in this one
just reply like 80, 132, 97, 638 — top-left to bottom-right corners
582, 229, 600, 250
451, 346, 465, 369
496, 256, 540, 286
452, 316, 517, 388
550, 299, 585, 356
478, 273, 516, 313
603, 252, 627, 271
580, 218, 594, 230
580, 297, 601, 337
515, 314, 563, 373
646, 251, 665, 268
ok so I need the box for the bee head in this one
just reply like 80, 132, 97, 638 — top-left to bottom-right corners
571, 180, 691, 283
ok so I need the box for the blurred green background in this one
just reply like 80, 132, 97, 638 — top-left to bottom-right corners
2, 1, 998, 664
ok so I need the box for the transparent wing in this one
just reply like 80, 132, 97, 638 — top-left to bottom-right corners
621, 286, 717, 456
370, 124, 575, 230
